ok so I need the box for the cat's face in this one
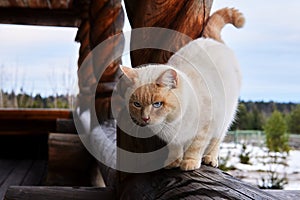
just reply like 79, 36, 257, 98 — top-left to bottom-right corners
129, 83, 179, 126
120, 66, 180, 127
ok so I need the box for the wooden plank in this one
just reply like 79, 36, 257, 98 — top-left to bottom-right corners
0, 160, 33, 198
21, 160, 47, 186
0, 160, 18, 200
0, 160, 17, 186
4, 186, 115, 200
0, 109, 72, 120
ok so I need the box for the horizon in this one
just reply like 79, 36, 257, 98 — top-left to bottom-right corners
1, 89, 298, 105
0, 0, 299, 104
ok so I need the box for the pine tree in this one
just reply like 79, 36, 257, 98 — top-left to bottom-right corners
234, 103, 251, 130
287, 105, 300, 134
263, 110, 289, 153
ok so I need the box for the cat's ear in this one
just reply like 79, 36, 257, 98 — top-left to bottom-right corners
120, 66, 138, 83
156, 69, 178, 89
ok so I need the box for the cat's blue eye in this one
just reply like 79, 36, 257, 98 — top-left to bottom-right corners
133, 102, 141, 108
152, 102, 163, 108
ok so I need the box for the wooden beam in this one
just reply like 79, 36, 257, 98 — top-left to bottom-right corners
0, 0, 78, 9
0, 109, 72, 120
4, 186, 115, 200
0, 110, 72, 136
0, 7, 81, 27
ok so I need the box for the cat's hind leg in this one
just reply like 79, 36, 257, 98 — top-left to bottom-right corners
202, 137, 221, 167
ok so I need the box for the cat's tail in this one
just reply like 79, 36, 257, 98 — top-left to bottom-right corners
202, 8, 245, 43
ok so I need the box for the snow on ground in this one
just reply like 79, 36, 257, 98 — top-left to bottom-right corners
219, 143, 300, 190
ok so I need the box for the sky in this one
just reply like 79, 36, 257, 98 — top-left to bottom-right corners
211, 0, 300, 103
0, 0, 299, 103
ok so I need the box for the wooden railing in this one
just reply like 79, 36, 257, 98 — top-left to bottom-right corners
0, 109, 72, 136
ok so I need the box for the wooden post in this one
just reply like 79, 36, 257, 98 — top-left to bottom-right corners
124, 0, 213, 66
89, 0, 124, 123
75, 0, 124, 188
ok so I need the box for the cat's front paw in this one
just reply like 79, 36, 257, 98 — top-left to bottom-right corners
180, 159, 200, 171
165, 158, 182, 169
202, 155, 218, 167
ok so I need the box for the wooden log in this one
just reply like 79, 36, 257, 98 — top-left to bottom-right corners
89, 0, 124, 122
4, 186, 115, 200
124, 0, 213, 66
0, 160, 47, 199
119, 165, 280, 200
46, 133, 94, 186
74, 0, 124, 188
265, 190, 300, 200
56, 119, 77, 133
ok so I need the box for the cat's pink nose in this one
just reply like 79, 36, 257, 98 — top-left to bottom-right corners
142, 116, 150, 123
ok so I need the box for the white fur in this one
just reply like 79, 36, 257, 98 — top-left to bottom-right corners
122, 38, 241, 169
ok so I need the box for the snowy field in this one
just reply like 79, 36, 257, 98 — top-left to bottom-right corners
219, 143, 300, 190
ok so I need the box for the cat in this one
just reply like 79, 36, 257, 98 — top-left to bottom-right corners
118, 8, 244, 171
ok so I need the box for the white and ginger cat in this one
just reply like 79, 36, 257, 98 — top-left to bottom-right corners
119, 8, 244, 171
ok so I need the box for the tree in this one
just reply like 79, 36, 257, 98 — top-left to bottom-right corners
263, 110, 289, 153
287, 105, 300, 134
248, 106, 265, 130
232, 103, 251, 130
260, 110, 289, 189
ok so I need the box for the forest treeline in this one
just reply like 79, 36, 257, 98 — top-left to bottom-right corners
231, 100, 300, 134
1, 90, 299, 133
0, 90, 73, 109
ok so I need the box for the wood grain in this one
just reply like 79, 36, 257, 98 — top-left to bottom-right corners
119, 165, 280, 200
4, 186, 115, 200
124, 0, 213, 66
0, 0, 77, 9
0, 160, 46, 199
